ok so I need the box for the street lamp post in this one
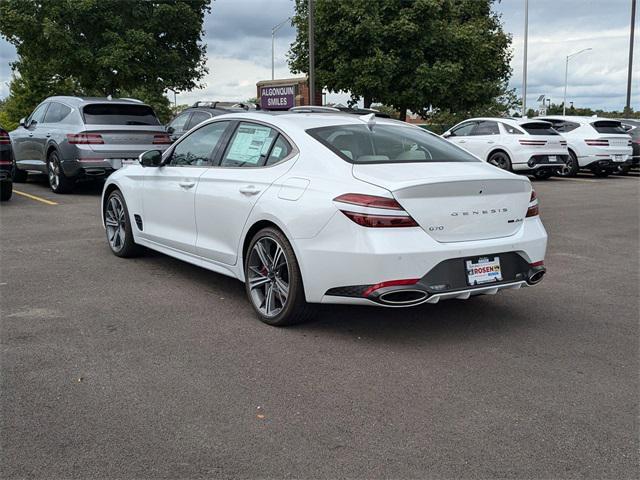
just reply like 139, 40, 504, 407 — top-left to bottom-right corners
271, 17, 292, 80
563, 48, 592, 115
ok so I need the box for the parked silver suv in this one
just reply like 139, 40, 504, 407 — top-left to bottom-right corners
11, 96, 171, 193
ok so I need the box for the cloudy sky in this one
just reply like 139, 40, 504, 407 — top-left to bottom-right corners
0, 0, 638, 111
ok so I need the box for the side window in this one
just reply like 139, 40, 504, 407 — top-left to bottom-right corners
169, 113, 190, 132
220, 122, 278, 168
170, 121, 229, 167
185, 111, 211, 130
43, 102, 72, 123
450, 122, 476, 137
563, 122, 579, 132
28, 103, 49, 125
471, 121, 500, 135
265, 135, 293, 166
502, 123, 523, 134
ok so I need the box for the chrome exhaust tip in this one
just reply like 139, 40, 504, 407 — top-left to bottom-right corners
377, 289, 429, 306
527, 269, 546, 285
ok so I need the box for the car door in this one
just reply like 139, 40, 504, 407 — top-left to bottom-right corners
141, 120, 231, 254
41, 101, 73, 155
447, 121, 478, 153
467, 120, 501, 160
13, 103, 49, 169
195, 121, 297, 265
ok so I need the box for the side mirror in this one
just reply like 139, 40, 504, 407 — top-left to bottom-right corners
442, 131, 452, 138
19, 118, 27, 128
139, 149, 163, 167
166, 125, 175, 134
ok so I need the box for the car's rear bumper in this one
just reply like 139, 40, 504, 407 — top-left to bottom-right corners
295, 212, 548, 304
580, 152, 632, 169
512, 154, 569, 171
61, 158, 137, 178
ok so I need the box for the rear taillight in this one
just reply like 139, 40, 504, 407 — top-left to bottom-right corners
153, 134, 172, 145
67, 133, 104, 144
519, 139, 547, 146
0, 129, 10, 145
526, 189, 539, 218
333, 193, 419, 228
585, 139, 609, 147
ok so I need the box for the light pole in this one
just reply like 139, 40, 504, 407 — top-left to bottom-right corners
563, 48, 592, 115
308, 0, 316, 106
522, 0, 529, 115
271, 17, 292, 80
626, 0, 636, 111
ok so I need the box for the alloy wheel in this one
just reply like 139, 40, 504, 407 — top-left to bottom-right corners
105, 195, 126, 252
247, 237, 290, 318
489, 153, 509, 170
48, 159, 60, 190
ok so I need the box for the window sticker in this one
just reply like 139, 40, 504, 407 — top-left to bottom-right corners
226, 125, 273, 165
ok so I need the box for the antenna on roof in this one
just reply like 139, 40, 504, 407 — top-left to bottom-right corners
360, 113, 376, 130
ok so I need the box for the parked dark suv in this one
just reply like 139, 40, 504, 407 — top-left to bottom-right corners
166, 101, 254, 141
620, 119, 640, 174
11, 96, 171, 193
0, 125, 13, 201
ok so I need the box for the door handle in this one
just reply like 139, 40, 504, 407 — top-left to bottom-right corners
178, 181, 196, 189
487, 141, 495, 144
28, 133, 34, 137
239, 185, 261, 195
458, 140, 466, 143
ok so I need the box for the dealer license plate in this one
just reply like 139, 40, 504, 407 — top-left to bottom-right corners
466, 256, 503, 285
548, 155, 557, 162
612, 154, 624, 162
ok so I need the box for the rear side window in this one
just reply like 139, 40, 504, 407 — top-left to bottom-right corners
591, 121, 627, 134
520, 122, 558, 135
265, 135, 293, 166
43, 102, 72, 123
169, 113, 190, 132
185, 111, 211, 130
471, 121, 500, 135
307, 124, 479, 164
83, 104, 160, 126
543, 120, 579, 133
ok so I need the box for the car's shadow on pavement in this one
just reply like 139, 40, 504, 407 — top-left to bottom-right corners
22, 174, 105, 195
135, 247, 528, 344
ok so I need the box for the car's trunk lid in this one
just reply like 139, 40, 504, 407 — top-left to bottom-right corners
352, 162, 531, 243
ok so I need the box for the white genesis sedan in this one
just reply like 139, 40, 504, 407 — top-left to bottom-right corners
101, 111, 547, 326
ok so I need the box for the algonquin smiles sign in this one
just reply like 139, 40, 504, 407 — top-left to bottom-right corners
260, 85, 295, 110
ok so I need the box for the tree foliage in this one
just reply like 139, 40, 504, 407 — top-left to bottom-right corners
288, 0, 512, 120
0, 0, 211, 125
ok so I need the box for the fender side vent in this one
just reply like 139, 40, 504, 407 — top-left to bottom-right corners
134, 214, 143, 231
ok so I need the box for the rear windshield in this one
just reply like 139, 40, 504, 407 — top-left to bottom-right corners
520, 122, 558, 136
307, 124, 479, 163
82, 104, 160, 125
591, 121, 627, 134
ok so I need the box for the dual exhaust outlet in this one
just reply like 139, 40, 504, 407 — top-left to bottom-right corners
371, 266, 546, 306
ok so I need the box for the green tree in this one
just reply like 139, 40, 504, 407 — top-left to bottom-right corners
288, 0, 512, 121
0, 0, 211, 124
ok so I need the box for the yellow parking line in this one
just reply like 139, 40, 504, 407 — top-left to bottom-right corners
13, 190, 58, 205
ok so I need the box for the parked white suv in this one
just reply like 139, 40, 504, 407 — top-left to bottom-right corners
535, 116, 632, 177
443, 118, 569, 179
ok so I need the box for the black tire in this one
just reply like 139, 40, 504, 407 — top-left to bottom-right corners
557, 150, 579, 177
104, 189, 142, 258
47, 150, 75, 193
533, 168, 553, 180
591, 167, 610, 178
616, 165, 631, 175
0, 180, 12, 201
487, 151, 512, 171
244, 227, 313, 326
12, 160, 28, 183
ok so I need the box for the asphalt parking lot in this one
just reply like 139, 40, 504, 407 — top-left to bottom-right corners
1, 172, 639, 479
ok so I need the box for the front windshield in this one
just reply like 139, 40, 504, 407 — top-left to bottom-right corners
307, 124, 479, 163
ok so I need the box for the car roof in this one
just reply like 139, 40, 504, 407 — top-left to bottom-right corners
45, 96, 149, 106
202, 111, 410, 132
535, 115, 622, 124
